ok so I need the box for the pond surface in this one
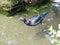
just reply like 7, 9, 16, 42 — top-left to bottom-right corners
0, 8, 60, 45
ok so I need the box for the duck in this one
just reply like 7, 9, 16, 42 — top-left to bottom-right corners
18, 12, 48, 26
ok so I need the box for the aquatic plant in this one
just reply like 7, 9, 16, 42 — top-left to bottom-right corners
26, 2, 52, 14
0, 0, 11, 10
47, 25, 60, 45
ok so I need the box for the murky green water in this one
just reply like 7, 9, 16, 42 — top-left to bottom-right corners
0, 8, 60, 45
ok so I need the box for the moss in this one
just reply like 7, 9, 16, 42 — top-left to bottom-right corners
0, 0, 52, 16
26, 1, 52, 14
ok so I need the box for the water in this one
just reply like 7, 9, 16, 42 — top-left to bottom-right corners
0, 8, 60, 45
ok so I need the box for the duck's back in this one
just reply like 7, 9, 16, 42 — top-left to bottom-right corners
25, 12, 48, 26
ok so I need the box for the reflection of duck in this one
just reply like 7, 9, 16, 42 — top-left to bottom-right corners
19, 12, 48, 26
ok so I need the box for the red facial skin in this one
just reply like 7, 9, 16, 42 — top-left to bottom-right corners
19, 17, 25, 21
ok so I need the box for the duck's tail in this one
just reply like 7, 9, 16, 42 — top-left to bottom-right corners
42, 12, 48, 17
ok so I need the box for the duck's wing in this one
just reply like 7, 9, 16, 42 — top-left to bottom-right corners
31, 18, 42, 25
34, 12, 48, 25
28, 16, 38, 22
29, 14, 46, 25
28, 14, 43, 23
27, 15, 41, 25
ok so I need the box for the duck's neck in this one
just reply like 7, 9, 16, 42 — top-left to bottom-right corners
23, 19, 30, 25
23, 19, 28, 24
23, 19, 27, 22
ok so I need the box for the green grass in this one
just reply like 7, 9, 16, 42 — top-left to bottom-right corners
26, 2, 52, 14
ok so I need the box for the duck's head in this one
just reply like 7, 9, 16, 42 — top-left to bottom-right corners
18, 17, 26, 21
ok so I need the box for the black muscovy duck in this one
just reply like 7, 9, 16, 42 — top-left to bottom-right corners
19, 12, 48, 26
